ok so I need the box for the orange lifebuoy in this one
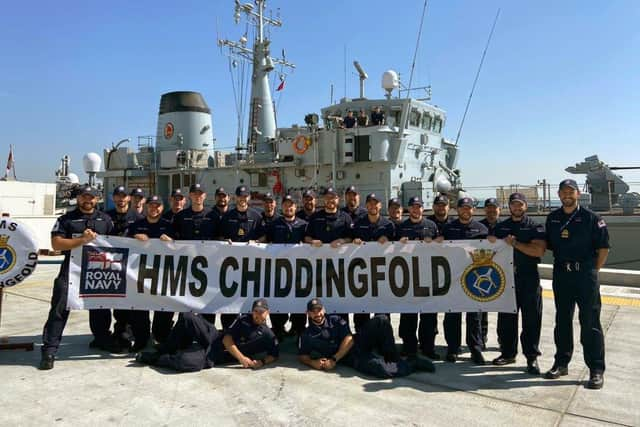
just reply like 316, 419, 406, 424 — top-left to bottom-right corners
293, 135, 311, 155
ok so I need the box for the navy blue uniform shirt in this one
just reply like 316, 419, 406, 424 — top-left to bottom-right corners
305, 210, 354, 243
545, 206, 610, 263
161, 209, 179, 223
219, 207, 264, 242
172, 207, 216, 240
397, 217, 439, 240
226, 314, 279, 358
427, 215, 452, 236
494, 215, 546, 272
351, 215, 395, 242
340, 205, 367, 222
296, 209, 315, 222
128, 217, 174, 239
298, 314, 351, 358
261, 212, 280, 229
266, 216, 308, 243
480, 218, 500, 236
443, 219, 488, 241
106, 209, 143, 236
51, 208, 113, 278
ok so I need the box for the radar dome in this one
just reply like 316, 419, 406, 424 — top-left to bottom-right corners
82, 152, 102, 174
382, 70, 399, 91
67, 173, 80, 184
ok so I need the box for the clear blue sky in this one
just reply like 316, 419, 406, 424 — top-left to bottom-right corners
1, 0, 639, 196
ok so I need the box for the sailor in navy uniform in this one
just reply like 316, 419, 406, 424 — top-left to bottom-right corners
304, 187, 354, 325
350, 193, 395, 332
396, 196, 440, 358
217, 185, 265, 329
161, 188, 186, 223
129, 187, 146, 215
136, 299, 278, 372
260, 192, 280, 229
40, 185, 114, 370
172, 183, 217, 324
209, 186, 230, 229
420, 194, 453, 359
128, 195, 175, 349
440, 197, 489, 364
492, 193, 546, 374
98, 185, 144, 352
387, 197, 404, 229
543, 179, 610, 389
262, 194, 308, 338
296, 189, 316, 221
479, 197, 502, 349
341, 185, 367, 221
298, 299, 435, 378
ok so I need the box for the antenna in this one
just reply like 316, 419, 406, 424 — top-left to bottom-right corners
406, 0, 429, 96
455, 9, 500, 146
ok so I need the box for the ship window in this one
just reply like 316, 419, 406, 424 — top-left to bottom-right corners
422, 114, 432, 130
390, 110, 402, 128
258, 172, 268, 187
409, 109, 421, 127
354, 135, 371, 162
432, 117, 443, 133
184, 174, 192, 187
172, 173, 181, 189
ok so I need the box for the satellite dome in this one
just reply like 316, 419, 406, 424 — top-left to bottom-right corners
67, 173, 80, 184
382, 70, 399, 91
82, 152, 102, 174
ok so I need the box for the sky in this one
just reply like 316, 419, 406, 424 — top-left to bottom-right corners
1, 0, 639, 197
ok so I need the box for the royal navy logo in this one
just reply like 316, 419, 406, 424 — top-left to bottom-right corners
460, 249, 506, 302
79, 246, 129, 297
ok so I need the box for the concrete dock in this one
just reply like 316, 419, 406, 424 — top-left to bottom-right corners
1, 263, 639, 426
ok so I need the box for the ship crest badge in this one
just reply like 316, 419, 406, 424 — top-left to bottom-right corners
460, 248, 506, 302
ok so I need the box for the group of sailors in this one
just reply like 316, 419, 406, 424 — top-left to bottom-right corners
38, 179, 609, 389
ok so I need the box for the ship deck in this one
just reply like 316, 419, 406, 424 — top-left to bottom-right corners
1, 263, 639, 426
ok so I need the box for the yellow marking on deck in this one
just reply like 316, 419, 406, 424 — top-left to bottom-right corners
542, 289, 640, 307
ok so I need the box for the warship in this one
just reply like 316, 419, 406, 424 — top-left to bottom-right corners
98, 0, 464, 211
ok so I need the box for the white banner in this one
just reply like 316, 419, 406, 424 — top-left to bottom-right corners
68, 236, 516, 314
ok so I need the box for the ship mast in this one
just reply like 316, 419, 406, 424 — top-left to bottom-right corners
218, 0, 295, 162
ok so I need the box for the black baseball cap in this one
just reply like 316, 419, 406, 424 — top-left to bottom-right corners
171, 188, 184, 198
509, 192, 527, 204
147, 195, 163, 205
484, 198, 498, 208
307, 298, 324, 311
235, 185, 250, 196
345, 185, 358, 195
76, 185, 98, 197
433, 194, 449, 205
388, 197, 401, 207
215, 187, 227, 196
189, 183, 205, 193
130, 187, 145, 198
365, 193, 381, 203
282, 194, 295, 204
263, 192, 275, 202
559, 179, 579, 191
302, 189, 315, 199
408, 196, 423, 207
457, 197, 474, 208
112, 186, 127, 196
252, 298, 269, 312
323, 187, 338, 197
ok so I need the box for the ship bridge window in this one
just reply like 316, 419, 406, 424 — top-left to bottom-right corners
432, 116, 443, 134
388, 110, 403, 128
421, 113, 432, 130
409, 109, 421, 127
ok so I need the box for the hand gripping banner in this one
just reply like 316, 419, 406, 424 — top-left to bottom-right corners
68, 236, 516, 314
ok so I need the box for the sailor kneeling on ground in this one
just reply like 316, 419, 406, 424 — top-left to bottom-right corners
135, 299, 279, 372
298, 299, 435, 378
